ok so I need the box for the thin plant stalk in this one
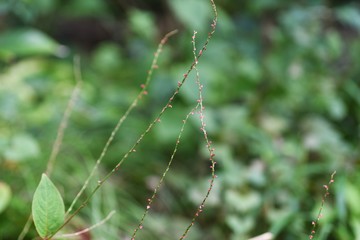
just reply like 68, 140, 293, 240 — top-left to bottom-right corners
46, 30, 178, 238
132, 26, 218, 240
66, 29, 178, 217
49, 0, 217, 235
309, 171, 336, 240
18, 56, 83, 240
47, 55, 83, 175
179, 28, 217, 240
131, 103, 201, 239
47, 0, 217, 237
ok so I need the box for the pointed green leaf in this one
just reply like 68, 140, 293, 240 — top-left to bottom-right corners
32, 174, 65, 238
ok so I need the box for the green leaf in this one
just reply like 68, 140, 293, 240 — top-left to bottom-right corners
336, 6, 360, 32
0, 182, 11, 214
0, 28, 60, 60
4, 134, 40, 162
32, 174, 65, 238
168, 0, 212, 30
345, 182, 360, 215
129, 9, 156, 40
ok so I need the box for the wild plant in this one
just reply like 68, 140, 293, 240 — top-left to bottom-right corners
309, 171, 336, 240
18, 0, 218, 239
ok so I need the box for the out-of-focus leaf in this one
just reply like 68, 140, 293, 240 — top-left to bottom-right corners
129, 9, 157, 41
225, 189, 261, 213
259, 113, 288, 136
0, 29, 61, 59
344, 80, 360, 106
318, 223, 334, 240
0, 182, 11, 214
351, 217, 360, 240
325, 31, 342, 59
0, 0, 57, 22
0, 92, 19, 120
336, 6, 360, 32
226, 215, 254, 235
280, 7, 323, 47
345, 182, 360, 215
168, 0, 212, 31
328, 95, 346, 120
216, 9, 236, 36
246, 160, 267, 187
301, 117, 348, 165
3, 134, 40, 162
92, 43, 123, 73
270, 211, 294, 236
237, 59, 262, 83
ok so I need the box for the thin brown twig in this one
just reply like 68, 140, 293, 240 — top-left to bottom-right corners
65, 29, 178, 217
179, 26, 217, 240
48, 30, 178, 239
131, 103, 201, 239
48, 0, 217, 237
309, 171, 336, 240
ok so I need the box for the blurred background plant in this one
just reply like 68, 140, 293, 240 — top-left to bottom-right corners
0, 0, 360, 239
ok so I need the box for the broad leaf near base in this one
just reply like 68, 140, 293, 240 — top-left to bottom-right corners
32, 174, 65, 238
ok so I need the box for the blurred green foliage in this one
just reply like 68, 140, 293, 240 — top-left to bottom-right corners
1, 0, 360, 239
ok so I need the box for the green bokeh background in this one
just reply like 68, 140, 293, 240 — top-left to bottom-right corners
1, 0, 360, 239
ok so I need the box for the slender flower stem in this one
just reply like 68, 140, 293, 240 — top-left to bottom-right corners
309, 171, 336, 240
47, 30, 178, 239
46, 0, 217, 237
131, 103, 201, 239
18, 56, 82, 240
65, 30, 178, 217
180, 21, 217, 239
